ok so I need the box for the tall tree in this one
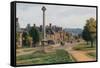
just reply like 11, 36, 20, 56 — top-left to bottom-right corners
82, 26, 91, 45
82, 17, 96, 47
29, 26, 40, 47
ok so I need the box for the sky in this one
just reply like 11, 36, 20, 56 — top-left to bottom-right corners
16, 3, 96, 29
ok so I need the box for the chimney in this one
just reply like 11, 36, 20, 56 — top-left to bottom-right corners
40, 25, 42, 32
49, 23, 52, 28
33, 24, 36, 27
40, 25, 42, 28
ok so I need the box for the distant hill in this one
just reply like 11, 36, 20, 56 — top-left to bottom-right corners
63, 28, 83, 36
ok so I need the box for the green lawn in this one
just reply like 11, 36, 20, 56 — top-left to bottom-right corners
73, 42, 96, 51
16, 49, 74, 65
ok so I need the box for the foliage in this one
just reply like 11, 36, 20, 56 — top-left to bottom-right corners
82, 26, 91, 44
82, 17, 96, 47
29, 26, 40, 46
16, 32, 20, 41
22, 32, 29, 47
60, 41, 65, 46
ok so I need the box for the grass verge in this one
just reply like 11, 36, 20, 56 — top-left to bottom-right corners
16, 49, 74, 65
72, 43, 96, 51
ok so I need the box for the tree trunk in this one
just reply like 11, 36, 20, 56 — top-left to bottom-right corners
91, 40, 94, 48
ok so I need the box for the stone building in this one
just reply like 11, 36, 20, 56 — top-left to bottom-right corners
16, 18, 68, 48
45, 23, 67, 44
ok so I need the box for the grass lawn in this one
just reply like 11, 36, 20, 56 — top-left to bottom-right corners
87, 52, 96, 58
16, 49, 74, 65
72, 42, 96, 51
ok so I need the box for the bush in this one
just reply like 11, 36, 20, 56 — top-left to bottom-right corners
60, 41, 65, 46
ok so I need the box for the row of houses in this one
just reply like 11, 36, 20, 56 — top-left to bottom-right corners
16, 18, 69, 48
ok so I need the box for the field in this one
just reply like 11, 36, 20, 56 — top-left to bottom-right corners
16, 41, 96, 65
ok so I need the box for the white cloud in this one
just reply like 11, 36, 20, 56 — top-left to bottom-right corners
16, 3, 96, 29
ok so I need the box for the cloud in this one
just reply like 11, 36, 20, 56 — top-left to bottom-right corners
16, 3, 96, 29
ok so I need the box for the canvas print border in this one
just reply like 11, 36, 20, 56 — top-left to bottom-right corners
10, 1, 98, 67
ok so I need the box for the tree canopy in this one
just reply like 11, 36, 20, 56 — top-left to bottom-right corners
82, 17, 96, 47
29, 26, 40, 45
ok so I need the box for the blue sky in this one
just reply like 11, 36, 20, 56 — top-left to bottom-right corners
16, 3, 96, 29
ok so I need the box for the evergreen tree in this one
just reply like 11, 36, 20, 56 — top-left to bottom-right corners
29, 26, 40, 47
